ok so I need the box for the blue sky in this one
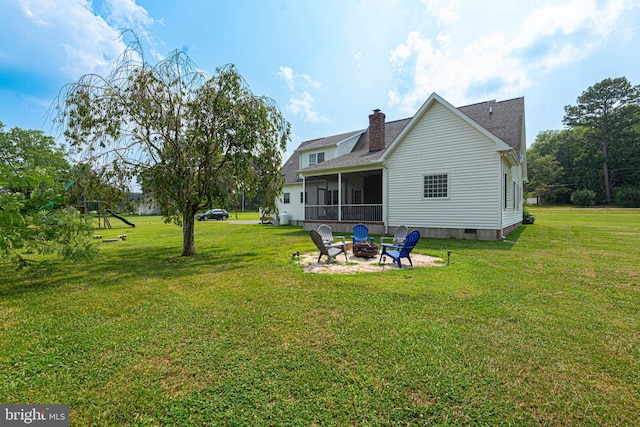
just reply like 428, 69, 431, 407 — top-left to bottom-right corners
1, 0, 639, 161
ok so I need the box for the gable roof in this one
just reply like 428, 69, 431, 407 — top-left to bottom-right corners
283, 92, 524, 181
302, 117, 412, 174
281, 149, 301, 183
458, 97, 525, 155
297, 129, 363, 152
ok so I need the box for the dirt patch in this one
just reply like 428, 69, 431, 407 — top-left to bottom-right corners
298, 251, 444, 274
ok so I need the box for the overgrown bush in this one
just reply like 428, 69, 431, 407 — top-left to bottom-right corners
614, 187, 640, 208
570, 189, 596, 206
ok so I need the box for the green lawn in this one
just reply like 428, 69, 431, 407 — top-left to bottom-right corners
1, 207, 639, 426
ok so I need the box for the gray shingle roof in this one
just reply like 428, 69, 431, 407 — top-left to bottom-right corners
297, 129, 363, 151
301, 118, 412, 173
284, 96, 524, 181
458, 97, 524, 155
281, 150, 301, 183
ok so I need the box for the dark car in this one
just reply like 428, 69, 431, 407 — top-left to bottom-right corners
196, 209, 229, 221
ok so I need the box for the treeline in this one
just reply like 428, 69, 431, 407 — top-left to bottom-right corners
526, 77, 640, 206
0, 122, 95, 267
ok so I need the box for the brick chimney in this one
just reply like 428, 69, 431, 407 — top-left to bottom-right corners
368, 109, 385, 152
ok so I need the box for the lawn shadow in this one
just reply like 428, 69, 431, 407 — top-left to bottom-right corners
0, 245, 255, 297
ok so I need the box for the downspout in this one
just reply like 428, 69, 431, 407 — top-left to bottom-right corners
302, 176, 306, 222
498, 155, 505, 240
382, 162, 389, 234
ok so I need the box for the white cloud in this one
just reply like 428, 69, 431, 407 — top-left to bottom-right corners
389, 0, 637, 112
277, 66, 328, 123
277, 66, 295, 90
15, 0, 157, 78
351, 49, 362, 67
421, 0, 461, 26
300, 73, 323, 89
289, 91, 328, 123
17, 0, 120, 77
103, 0, 156, 31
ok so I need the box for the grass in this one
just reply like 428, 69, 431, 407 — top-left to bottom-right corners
1, 207, 639, 426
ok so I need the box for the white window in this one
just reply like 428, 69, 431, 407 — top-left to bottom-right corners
423, 174, 448, 198
283, 193, 290, 204
309, 152, 324, 166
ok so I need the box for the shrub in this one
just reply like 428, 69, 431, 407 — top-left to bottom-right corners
570, 189, 596, 207
614, 187, 640, 208
523, 208, 535, 224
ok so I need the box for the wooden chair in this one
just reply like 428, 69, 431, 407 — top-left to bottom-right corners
310, 230, 348, 263
379, 229, 420, 268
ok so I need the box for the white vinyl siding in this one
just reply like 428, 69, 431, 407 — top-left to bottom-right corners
275, 183, 304, 222
385, 102, 501, 229
501, 161, 523, 228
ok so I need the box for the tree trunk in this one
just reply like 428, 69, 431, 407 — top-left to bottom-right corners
602, 132, 612, 204
182, 206, 196, 256
602, 160, 611, 204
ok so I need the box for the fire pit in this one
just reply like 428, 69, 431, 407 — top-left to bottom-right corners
352, 242, 378, 258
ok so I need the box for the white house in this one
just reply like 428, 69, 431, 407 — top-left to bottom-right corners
276, 93, 527, 240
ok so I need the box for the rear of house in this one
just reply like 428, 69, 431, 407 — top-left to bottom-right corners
276, 93, 526, 240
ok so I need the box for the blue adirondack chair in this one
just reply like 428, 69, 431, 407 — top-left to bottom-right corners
379, 229, 421, 268
351, 223, 375, 245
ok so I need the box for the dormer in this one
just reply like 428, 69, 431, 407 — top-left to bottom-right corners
299, 148, 331, 169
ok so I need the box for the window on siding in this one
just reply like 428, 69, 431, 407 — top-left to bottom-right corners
283, 193, 290, 204
300, 192, 306, 203
513, 181, 516, 210
504, 174, 508, 209
423, 174, 448, 198
309, 152, 325, 166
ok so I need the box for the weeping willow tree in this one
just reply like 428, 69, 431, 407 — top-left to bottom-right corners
54, 32, 290, 256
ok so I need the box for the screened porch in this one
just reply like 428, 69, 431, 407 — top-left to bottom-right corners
303, 170, 383, 222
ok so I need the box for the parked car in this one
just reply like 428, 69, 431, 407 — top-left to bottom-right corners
196, 209, 229, 221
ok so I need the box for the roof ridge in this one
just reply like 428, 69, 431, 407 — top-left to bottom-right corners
458, 99, 497, 108
458, 96, 524, 109
299, 117, 412, 146
383, 116, 413, 125
299, 129, 363, 145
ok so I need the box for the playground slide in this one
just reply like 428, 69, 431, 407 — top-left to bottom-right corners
105, 209, 136, 227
